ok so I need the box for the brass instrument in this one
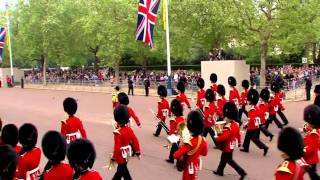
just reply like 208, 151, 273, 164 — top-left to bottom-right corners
212, 121, 227, 136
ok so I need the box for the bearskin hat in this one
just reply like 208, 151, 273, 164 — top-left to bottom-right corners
260, 88, 270, 102
118, 92, 129, 105
197, 78, 205, 89
157, 85, 167, 97
205, 89, 215, 102
223, 102, 239, 121
187, 111, 204, 136
247, 89, 259, 105
177, 81, 186, 93
1, 124, 19, 147
314, 85, 320, 94
114, 104, 129, 125
217, 84, 226, 96
241, 80, 249, 89
277, 127, 304, 160
304, 105, 320, 128
63, 97, 78, 115
42, 131, 67, 162
210, 73, 217, 83
67, 139, 96, 170
114, 85, 120, 91
228, 76, 237, 87
0, 118, 2, 132
271, 82, 280, 93
0, 144, 18, 180
19, 123, 38, 148
171, 99, 183, 117
314, 95, 320, 108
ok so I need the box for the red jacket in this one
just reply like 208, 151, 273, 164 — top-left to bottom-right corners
203, 102, 217, 128
247, 106, 260, 130
61, 116, 87, 143
268, 97, 278, 115
217, 96, 227, 117
169, 116, 185, 135
177, 93, 191, 109
42, 163, 73, 180
174, 136, 208, 180
78, 171, 103, 180
303, 129, 320, 165
274, 160, 306, 180
196, 89, 206, 110
278, 91, 285, 110
127, 106, 141, 127
112, 127, 140, 165
215, 121, 241, 152
16, 147, 42, 180
229, 87, 241, 106
258, 101, 269, 124
211, 84, 217, 92
157, 98, 170, 121
240, 89, 248, 106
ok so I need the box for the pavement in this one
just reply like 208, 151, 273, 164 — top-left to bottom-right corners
0, 88, 314, 180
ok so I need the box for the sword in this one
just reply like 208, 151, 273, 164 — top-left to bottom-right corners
149, 108, 170, 134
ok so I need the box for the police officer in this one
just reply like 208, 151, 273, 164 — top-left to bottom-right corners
144, 76, 151, 96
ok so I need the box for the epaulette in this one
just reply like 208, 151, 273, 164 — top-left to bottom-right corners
113, 129, 121, 135
276, 161, 292, 174
310, 129, 319, 136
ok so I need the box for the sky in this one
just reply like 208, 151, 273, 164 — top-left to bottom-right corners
0, 0, 17, 11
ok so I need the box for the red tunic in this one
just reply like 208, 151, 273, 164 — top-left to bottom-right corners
16, 147, 42, 180
278, 91, 285, 110
211, 84, 217, 92
203, 102, 217, 128
42, 163, 73, 180
196, 89, 206, 110
216, 96, 227, 118
240, 89, 248, 106
112, 127, 141, 165
268, 97, 278, 115
274, 160, 306, 180
177, 93, 191, 109
173, 136, 208, 180
78, 171, 103, 180
303, 129, 320, 165
229, 87, 241, 107
169, 116, 185, 135
157, 98, 170, 121
258, 102, 269, 124
127, 106, 141, 127
61, 116, 87, 144
247, 106, 260, 130
215, 121, 241, 152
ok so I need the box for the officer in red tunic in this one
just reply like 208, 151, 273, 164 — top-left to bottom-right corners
173, 111, 208, 180
1, 124, 22, 153
239, 80, 249, 120
302, 105, 320, 179
40, 131, 73, 180
240, 89, 269, 156
216, 85, 227, 121
0, 144, 18, 180
258, 89, 274, 141
167, 99, 185, 164
203, 89, 218, 146
196, 78, 206, 111
275, 127, 306, 180
213, 102, 247, 179
111, 105, 141, 180
210, 73, 218, 95
271, 82, 288, 126
61, 97, 87, 144
118, 92, 141, 128
16, 123, 42, 180
176, 81, 191, 110
67, 139, 102, 180
228, 76, 241, 108
154, 85, 171, 137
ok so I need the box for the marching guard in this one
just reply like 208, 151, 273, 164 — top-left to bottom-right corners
196, 78, 206, 111
0, 144, 18, 180
203, 89, 218, 146
271, 82, 289, 126
210, 73, 218, 95
112, 85, 121, 110
153, 85, 171, 137
258, 89, 274, 141
213, 102, 247, 179
1, 124, 22, 153
216, 85, 227, 122
239, 80, 249, 120
176, 81, 191, 110
228, 76, 241, 108
240, 89, 269, 156
173, 111, 208, 180
61, 97, 87, 144
118, 92, 141, 128
266, 87, 283, 130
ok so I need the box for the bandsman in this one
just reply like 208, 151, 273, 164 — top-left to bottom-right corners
216, 85, 227, 121
196, 78, 206, 111
271, 82, 288, 126
258, 89, 274, 141
154, 85, 171, 137
228, 76, 241, 108
239, 80, 249, 120
176, 81, 191, 110
203, 89, 218, 146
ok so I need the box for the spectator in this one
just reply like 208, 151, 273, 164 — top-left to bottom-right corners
144, 76, 150, 96
128, 76, 134, 96
305, 76, 312, 101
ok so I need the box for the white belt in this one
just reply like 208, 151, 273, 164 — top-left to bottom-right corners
121, 145, 132, 161
26, 166, 40, 180
66, 131, 81, 144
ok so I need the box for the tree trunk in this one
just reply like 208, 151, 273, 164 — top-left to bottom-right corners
312, 42, 317, 63
260, 40, 268, 87
42, 52, 48, 86
143, 57, 148, 70
114, 58, 120, 84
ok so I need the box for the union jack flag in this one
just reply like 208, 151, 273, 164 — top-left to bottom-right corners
0, 27, 6, 63
136, 0, 160, 49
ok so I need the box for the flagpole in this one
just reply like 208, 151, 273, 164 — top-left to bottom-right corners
164, 0, 173, 95
5, 3, 14, 85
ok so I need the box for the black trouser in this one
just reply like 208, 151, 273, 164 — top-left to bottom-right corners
277, 110, 288, 125
168, 143, 179, 161
242, 129, 268, 151
112, 163, 132, 180
258, 124, 273, 138
145, 87, 149, 96
203, 128, 217, 146
216, 152, 246, 176
265, 114, 283, 129
306, 89, 311, 101
154, 122, 165, 136
239, 105, 248, 120
307, 164, 320, 180
128, 86, 134, 95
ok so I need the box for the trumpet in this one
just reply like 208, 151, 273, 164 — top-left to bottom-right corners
212, 121, 227, 136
